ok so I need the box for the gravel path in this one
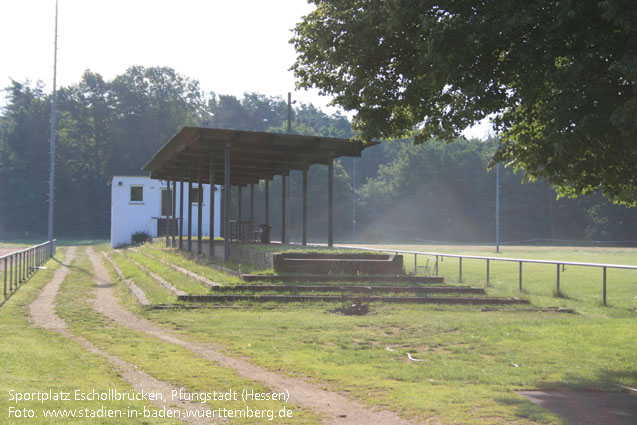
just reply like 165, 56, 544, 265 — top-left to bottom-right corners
29, 246, 218, 425
87, 246, 419, 425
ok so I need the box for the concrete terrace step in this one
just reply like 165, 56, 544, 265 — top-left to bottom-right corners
177, 294, 529, 305
240, 274, 445, 284
215, 284, 484, 295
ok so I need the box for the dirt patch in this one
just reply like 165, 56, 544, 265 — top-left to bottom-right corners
29, 246, 218, 425
87, 247, 421, 425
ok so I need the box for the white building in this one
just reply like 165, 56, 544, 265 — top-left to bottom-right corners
110, 176, 220, 248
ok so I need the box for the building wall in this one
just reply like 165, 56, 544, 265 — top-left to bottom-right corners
110, 176, 220, 248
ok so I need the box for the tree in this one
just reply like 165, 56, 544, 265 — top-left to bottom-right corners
291, 0, 637, 206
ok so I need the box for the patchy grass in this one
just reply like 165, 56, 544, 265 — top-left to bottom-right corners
109, 243, 636, 424
0, 248, 175, 424
138, 244, 244, 285
87, 242, 636, 423
104, 250, 177, 305
55, 247, 320, 424
122, 249, 212, 295
143, 302, 636, 425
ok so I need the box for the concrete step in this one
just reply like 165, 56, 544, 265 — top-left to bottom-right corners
240, 274, 445, 284
214, 284, 484, 295
177, 294, 529, 305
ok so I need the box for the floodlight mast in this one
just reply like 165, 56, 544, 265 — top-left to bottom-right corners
48, 0, 59, 255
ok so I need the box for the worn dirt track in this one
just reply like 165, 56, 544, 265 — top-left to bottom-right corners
29, 246, 218, 425
86, 247, 419, 425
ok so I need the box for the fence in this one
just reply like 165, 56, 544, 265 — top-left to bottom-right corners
336, 244, 637, 306
2, 240, 56, 298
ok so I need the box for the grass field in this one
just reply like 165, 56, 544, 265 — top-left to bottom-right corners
120, 242, 637, 424
2, 240, 636, 424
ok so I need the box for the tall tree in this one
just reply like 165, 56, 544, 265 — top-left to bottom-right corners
291, 0, 637, 206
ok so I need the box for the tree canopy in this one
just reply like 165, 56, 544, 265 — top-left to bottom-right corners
291, 0, 637, 206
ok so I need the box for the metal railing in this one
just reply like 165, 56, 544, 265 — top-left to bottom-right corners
335, 244, 637, 306
1, 240, 56, 298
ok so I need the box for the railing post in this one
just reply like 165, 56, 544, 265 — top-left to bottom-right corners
414, 253, 417, 275
3, 257, 7, 297
556, 263, 560, 294
603, 267, 607, 306
9, 255, 13, 292
435, 256, 439, 276
486, 259, 490, 286
459, 257, 463, 283
519, 261, 523, 292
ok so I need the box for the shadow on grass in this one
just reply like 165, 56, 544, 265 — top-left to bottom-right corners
494, 394, 562, 424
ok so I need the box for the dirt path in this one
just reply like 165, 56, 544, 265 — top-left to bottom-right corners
29, 246, 219, 425
87, 247, 420, 425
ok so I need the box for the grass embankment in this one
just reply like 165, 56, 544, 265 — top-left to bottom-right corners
55, 247, 320, 424
112, 242, 637, 424
0, 248, 174, 424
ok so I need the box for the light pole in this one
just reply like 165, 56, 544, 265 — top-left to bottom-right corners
495, 158, 501, 254
48, 0, 59, 255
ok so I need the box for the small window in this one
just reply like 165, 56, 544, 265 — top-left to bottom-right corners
190, 186, 203, 204
130, 186, 143, 202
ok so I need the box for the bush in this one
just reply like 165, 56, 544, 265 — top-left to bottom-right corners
130, 231, 152, 247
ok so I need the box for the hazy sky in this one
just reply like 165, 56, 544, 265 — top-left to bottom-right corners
0, 0, 489, 137
0, 0, 326, 105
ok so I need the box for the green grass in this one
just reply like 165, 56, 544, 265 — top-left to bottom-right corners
104, 251, 177, 305
139, 244, 244, 285
110, 243, 636, 424
350, 244, 637, 312
122, 249, 212, 295
55, 247, 320, 424
143, 302, 636, 425
76, 242, 637, 423
0, 248, 174, 424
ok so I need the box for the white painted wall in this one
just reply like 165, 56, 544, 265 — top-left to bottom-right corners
110, 176, 220, 248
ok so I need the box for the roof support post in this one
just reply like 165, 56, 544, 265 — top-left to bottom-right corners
224, 142, 231, 261
165, 180, 170, 248
238, 186, 243, 221
264, 178, 270, 226
328, 153, 334, 247
209, 153, 215, 258
197, 163, 203, 255
220, 187, 224, 238
281, 172, 288, 245
250, 183, 254, 241
187, 168, 192, 253
302, 165, 308, 246
179, 176, 184, 250
171, 179, 177, 247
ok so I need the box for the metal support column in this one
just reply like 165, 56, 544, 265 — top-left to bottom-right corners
165, 181, 170, 248
188, 168, 193, 252
224, 143, 231, 261
179, 177, 184, 249
172, 179, 177, 247
281, 173, 287, 244
197, 164, 203, 254
209, 153, 215, 258
264, 179, 270, 225
328, 154, 334, 247
238, 186, 243, 221
302, 165, 308, 246
250, 184, 254, 240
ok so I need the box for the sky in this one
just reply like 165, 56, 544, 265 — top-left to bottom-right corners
0, 0, 490, 138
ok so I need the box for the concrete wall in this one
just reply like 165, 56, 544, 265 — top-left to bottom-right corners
110, 176, 220, 248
